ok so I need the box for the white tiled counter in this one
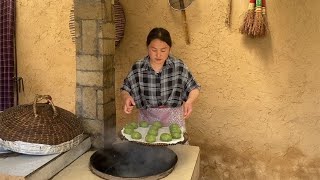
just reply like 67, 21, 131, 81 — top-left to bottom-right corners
0, 137, 91, 180
53, 144, 200, 180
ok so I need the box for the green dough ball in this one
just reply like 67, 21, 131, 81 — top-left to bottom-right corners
149, 125, 160, 131
171, 132, 182, 139
170, 127, 181, 134
124, 128, 134, 135
125, 124, 134, 129
148, 129, 158, 136
131, 131, 142, 140
130, 122, 139, 129
160, 133, 172, 142
169, 123, 180, 130
152, 121, 162, 128
139, 121, 149, 128
145, 134, 157, 143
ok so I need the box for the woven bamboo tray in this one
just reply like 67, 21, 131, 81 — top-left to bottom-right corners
0, 95, 84, 155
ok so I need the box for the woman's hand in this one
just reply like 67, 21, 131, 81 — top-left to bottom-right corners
183, 101, 193, 119
121, 91, 136, 114
183, 88, 200, 119
124, 96, 135, 114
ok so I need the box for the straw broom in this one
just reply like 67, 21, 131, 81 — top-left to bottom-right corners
240, 0, 256, 36
251, 0, 266, 37
262, 0, 268, 34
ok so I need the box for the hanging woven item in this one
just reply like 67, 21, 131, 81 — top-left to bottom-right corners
240, 0, 255, 36
225, 0, 232, 27
0, 95, 84, 155
114, 0, 126, 47
69, 4, 76, 43
251, 0, 267, 37
262, 0, 268, 33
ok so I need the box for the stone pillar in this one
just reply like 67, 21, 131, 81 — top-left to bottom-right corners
74, 0, 116, 148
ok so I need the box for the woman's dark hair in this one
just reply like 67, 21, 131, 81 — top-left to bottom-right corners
146, 27, 172, 47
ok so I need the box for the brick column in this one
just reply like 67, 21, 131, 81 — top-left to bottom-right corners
74, 0, 116, 148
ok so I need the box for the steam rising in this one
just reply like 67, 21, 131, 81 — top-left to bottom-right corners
103, 126, 117, 149
91, 142, 177, 178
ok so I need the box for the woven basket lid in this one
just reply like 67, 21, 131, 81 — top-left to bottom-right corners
0, 95, 83, 145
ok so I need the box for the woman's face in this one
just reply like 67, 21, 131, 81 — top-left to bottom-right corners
148, 39, 170, 66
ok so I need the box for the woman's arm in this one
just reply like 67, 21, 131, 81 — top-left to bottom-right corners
121, 90, 136, 114
183, 88, 200, 119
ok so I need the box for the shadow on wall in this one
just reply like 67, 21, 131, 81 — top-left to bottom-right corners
192, 137, 320, 180
241, 34, 274, 66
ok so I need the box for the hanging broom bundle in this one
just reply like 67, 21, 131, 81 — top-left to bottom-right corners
251, 0, 267, 37
262, 0, 268, 33
240, 0, 256, 36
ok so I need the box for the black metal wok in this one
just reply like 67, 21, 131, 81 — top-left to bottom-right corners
89, 142, 178, 179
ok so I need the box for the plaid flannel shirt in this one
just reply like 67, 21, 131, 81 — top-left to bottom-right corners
121, 55, 200, 109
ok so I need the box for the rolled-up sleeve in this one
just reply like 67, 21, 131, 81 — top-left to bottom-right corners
120, 76, 132, 93
182, 66, 200, 101
185, 71, 201, 93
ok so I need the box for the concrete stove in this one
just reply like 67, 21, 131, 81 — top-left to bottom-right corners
0, 138, 200, 180
53, 144, 200, 180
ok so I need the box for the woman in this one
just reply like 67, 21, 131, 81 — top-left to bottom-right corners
121, 27, 200, 128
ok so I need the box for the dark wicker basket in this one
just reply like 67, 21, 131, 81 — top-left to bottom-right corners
0, 95, 84, 154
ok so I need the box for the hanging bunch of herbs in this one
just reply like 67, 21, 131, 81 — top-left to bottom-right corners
240, 0, 268, 38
